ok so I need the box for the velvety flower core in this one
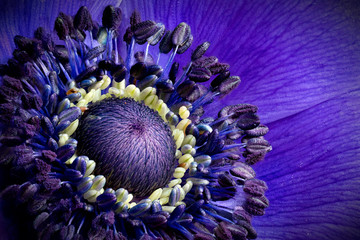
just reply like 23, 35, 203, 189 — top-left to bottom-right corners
76, 97, 177, 197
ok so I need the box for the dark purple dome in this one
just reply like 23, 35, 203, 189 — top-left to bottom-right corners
76, 98, 177, 197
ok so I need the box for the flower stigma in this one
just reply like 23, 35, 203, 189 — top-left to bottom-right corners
0, 5, 272, 240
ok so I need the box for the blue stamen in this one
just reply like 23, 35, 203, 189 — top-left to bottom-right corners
58, 62, 72, 83
203, 209, 234, 223
191, 90, 219, 112
163, 46, 179, 78
222, 143, 246, 151
156, 52, 161, 64
107, 30, 113, 60
69, 38, 83, 72
114, 37, 119, 64
76, 217, 85, 234
125, 37, 135, 82
36, 59, 51, 83
174, 62, 192, 88
144, 42, 150, 64
89, 31, 94, 49
46, 52, 60, 74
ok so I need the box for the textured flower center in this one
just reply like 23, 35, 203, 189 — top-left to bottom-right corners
76, 97, 177, 197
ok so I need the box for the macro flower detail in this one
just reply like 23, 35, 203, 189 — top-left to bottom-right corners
0, 5, 272, 240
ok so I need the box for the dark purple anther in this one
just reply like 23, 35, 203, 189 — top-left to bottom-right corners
215, 222, 248, 240
243, 179, 268, 197
75, 66, 98, 83
169, 62, 179, 83
34, 27, 54, 52
63, 169, 83, 181
156, 79, 174, 102
123, 27, 133, 44
47, 138, 59, 151
84, 45, 106, 61
21, 93, 43, 110
191, 41, 210, 61
237, 220, 257, 239
130, 62, 147, 79
219, 76, 241, 95
245, 138, 272, 155
130, 10, 141, 30
76, 98, 177, 197
74, 6, 93, 31
148, 23, 165, 46
42, 150, 57, 162
245, 195, 269, 216
12, 49, 31, 63
147, 65, 163, 77
98, 60, 115, 71
218, 173, 236, 188
230, 163, 256, 180
245, 124, 269, 137
133, 20, 157, 42
54, 14, 70, 40
18, 182, 39, 203
172, 22, 191, 46
209, 62, 230, 75
233, 206, 252, 223
159, 30, 173, 54
185, 123, 199, 138
111, 64, 127, 82
219, 103, 257, 125
177, 34, 193, 54
196, 131, 210, 146
177, 80, 196, 98
150, 200, 162, 213
185, 84, 207, 102
102, 5, 122, 30
54, 45, 69, 62
2, 75, 23, 92
143, 213, 168, 228
188, 67, 212, 82
198, 129, 224, 154
13, 35, 43, 58
0, 85, 19, 102
156, 80, 174, 93
237, 112, 260, 130
193, 56, 218, 68
244, 151, 266, 165
33, 212, 50, 230
136, 74, 158, 90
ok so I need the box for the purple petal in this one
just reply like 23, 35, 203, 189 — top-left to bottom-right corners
201, 0, 360, 123
252, 91, 360, 239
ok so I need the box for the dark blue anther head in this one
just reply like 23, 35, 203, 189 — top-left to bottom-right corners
76, 98, 177, 197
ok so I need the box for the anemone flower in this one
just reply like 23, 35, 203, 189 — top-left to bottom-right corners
0, 0, 359, 240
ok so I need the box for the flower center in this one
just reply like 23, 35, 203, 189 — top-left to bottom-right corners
76, 97, 177, 197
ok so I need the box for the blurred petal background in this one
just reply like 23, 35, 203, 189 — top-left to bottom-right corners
0, 0, 359, 239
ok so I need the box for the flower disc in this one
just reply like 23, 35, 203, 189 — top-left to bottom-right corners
76, 97, 177, 197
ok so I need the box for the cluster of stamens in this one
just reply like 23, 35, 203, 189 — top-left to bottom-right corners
0, 4, 272, 240
58, 78, 201, 213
